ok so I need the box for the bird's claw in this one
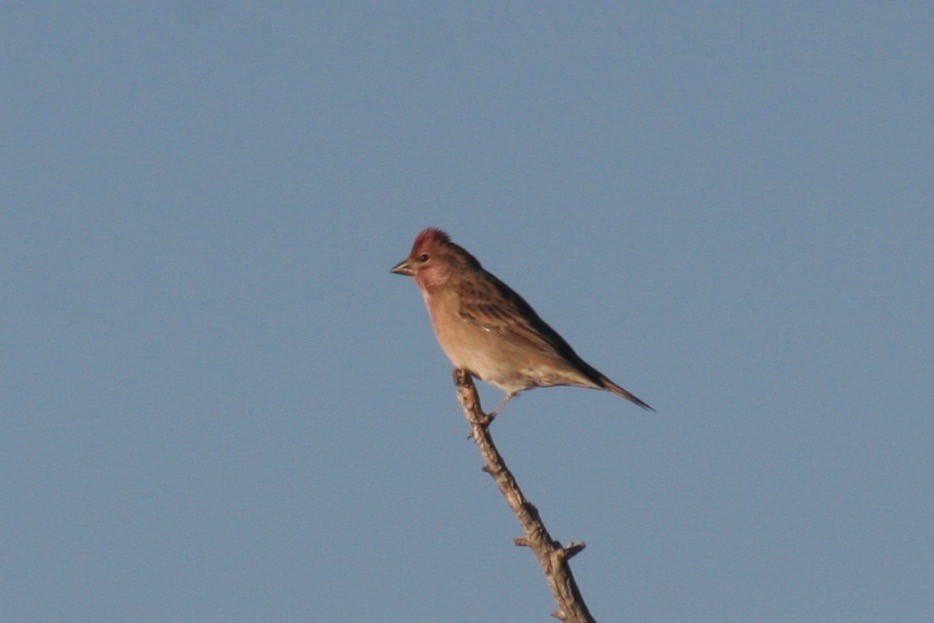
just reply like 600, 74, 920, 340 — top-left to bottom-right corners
465, 412, 494, 436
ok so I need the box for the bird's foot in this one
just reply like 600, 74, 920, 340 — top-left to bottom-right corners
488, 392, 516, 420
465, 411, 494, 439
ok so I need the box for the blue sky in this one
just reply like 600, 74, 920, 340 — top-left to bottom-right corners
2, 4, 931, 622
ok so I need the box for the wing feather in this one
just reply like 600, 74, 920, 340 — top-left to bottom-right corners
457, 271, 584, 363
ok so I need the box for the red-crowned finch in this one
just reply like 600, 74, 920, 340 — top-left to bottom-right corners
390, 228, 653, 415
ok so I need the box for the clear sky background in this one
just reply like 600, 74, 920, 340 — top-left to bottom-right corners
2, 4, 931, 622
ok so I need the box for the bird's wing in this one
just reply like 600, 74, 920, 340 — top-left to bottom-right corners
456, 270, 654, 410
456, 272, 582, 360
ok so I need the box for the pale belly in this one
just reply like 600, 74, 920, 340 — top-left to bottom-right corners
429, 309, 560, 394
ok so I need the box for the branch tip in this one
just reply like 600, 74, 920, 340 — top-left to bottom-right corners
561, 542, 587, 560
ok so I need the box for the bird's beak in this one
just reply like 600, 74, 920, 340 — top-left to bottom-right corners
389, 258, 414, 276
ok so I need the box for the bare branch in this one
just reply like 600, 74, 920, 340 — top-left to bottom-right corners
453, 369, 597, 623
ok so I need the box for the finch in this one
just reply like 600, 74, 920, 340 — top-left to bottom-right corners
390, 228, 653, 415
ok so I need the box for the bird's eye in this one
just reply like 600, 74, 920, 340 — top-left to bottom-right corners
417, 253, 429, 262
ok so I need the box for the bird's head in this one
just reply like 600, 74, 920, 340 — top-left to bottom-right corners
390, 228, 480, 290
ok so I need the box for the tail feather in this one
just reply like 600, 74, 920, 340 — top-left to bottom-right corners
599, 376, 654, 411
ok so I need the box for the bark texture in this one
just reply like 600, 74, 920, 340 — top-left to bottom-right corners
453, 369, 597, 623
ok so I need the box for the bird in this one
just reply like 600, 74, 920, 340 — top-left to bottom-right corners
390, 227, 653, 416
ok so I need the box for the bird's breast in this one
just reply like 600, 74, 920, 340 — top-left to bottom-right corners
422, 292, 537, 393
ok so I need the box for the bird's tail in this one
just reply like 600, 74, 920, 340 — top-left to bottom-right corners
599, 376, 654, 411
